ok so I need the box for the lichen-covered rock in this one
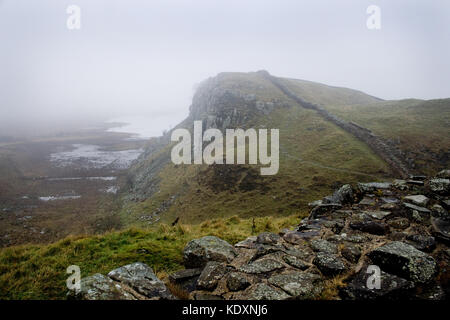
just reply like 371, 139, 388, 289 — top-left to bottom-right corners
350, 219, 390, 235
387, 217, 410, 230
436, 169, 450, 179
313, 252, 347, 276
431, 217, 450, 244
310, 239, 338, 254
322, 184, 354, 205
268, 272, 323, 298
183, 236, 237, 268
368, 241, 436, 283
168, 268, 202, 292
405, 234, 436, 252
358, 182, 392, 193
282, 254, 309, 270
256, 232, 281, 245
362, 210, 392, 220
226, 272, 250, 291
239, 258, 284, 274
341, 243, 361, 263
244, 283, 290, 300
107, 262, 173, 299
196, 262, 229, 291
341, 268, 414, 300
72, 273, 137, 300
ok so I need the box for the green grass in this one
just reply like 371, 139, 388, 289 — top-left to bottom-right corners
0, 215, 299, 300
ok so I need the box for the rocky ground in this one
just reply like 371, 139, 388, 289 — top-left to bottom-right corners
71, 170, 450, 300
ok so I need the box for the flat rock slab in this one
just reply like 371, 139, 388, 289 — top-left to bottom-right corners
313, 252, 347, 276
404, 195, 429, 207
74, 273, 137, 300
244, 283, 290, 300
359, 197, 376, 206
268, 271, 322, 298
362, 210, 392, 220
358, 182, 392, 193
430, 179, 450, 194
367, 241, 436, 283
239, 258, 285, 274
403, 202, 431, 214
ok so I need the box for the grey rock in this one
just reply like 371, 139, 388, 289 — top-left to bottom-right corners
359, 197, 376, 206
405, 234, 436, 252
239, 258, 285, 274
283, 231, 319, 244
197, 262, 229, 291
431, 217, 450, 244
367, 241, 436, 283
309, 204, 342, 219
322, 184, 354, 205
235, 236, 257, 248
313, 252, 347, 276
358, 182, 392, 193
268, 272, 322, 298
245, 283, 290, 300
436, 169, 450, 179
341, 268, 414, 300
226, 272, 250, 291
73, 273, 136, 300
430, 178, 450, 194
362, 210, 392, 220
183, 236, 237, 268
310, 239, 338, 254
407, 180, 424, 186
431, 204, 448, 220
404, 195, 429, 207
168, 268, 202, 292
387, 217, 410, 230
341, 243, 361, 263
282, 255, 309, 270
350, 220, 390, 235
393, 179, 408, 190
256, 232, 281, 245
108, 262, 173, 299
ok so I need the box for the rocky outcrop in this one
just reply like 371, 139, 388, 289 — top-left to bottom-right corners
71, 170, 449, 300
166, 170, 449, 300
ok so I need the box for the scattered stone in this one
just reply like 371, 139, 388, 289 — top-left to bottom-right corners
381, 197, 399, 204
407, 180, 424, 186
196, 262, 229, 291
239, 258, 284, 274
380, 203, 398, 210
404, 195, 429, 207
403, 202, 431, 214
309, 204, 342, 219
226, 272, 250, 291
367, 241, 436, 283
268, 272, 322, 298
313, 252, 347, 276
310, 239, 338, 254
183, 236, 237, 268
341, 243, 361, 263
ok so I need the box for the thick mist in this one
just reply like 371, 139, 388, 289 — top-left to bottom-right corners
0, 0, 449, 137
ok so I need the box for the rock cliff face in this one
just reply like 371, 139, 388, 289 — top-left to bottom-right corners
73, 170, 449, 300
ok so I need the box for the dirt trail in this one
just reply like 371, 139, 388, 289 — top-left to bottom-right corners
260, 71, 410, 178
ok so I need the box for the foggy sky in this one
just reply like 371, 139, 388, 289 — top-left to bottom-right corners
0, 0, 449, 137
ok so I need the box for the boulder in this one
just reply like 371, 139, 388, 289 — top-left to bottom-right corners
183, 236, 237, 268
322, 184, 354, 205
107, 262, 173, 299
268, 271, 323, 299
72, 273, 136, 300
367, 241, 436, 283
313, 252, 347, 276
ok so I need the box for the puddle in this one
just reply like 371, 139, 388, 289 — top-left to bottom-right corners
39, 195, 82, 202
50, 144, 143, 169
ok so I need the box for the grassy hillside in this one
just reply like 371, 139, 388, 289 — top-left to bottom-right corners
121, 72, 391, 226
322, 99, 450, 175
0, 214, 299, 299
